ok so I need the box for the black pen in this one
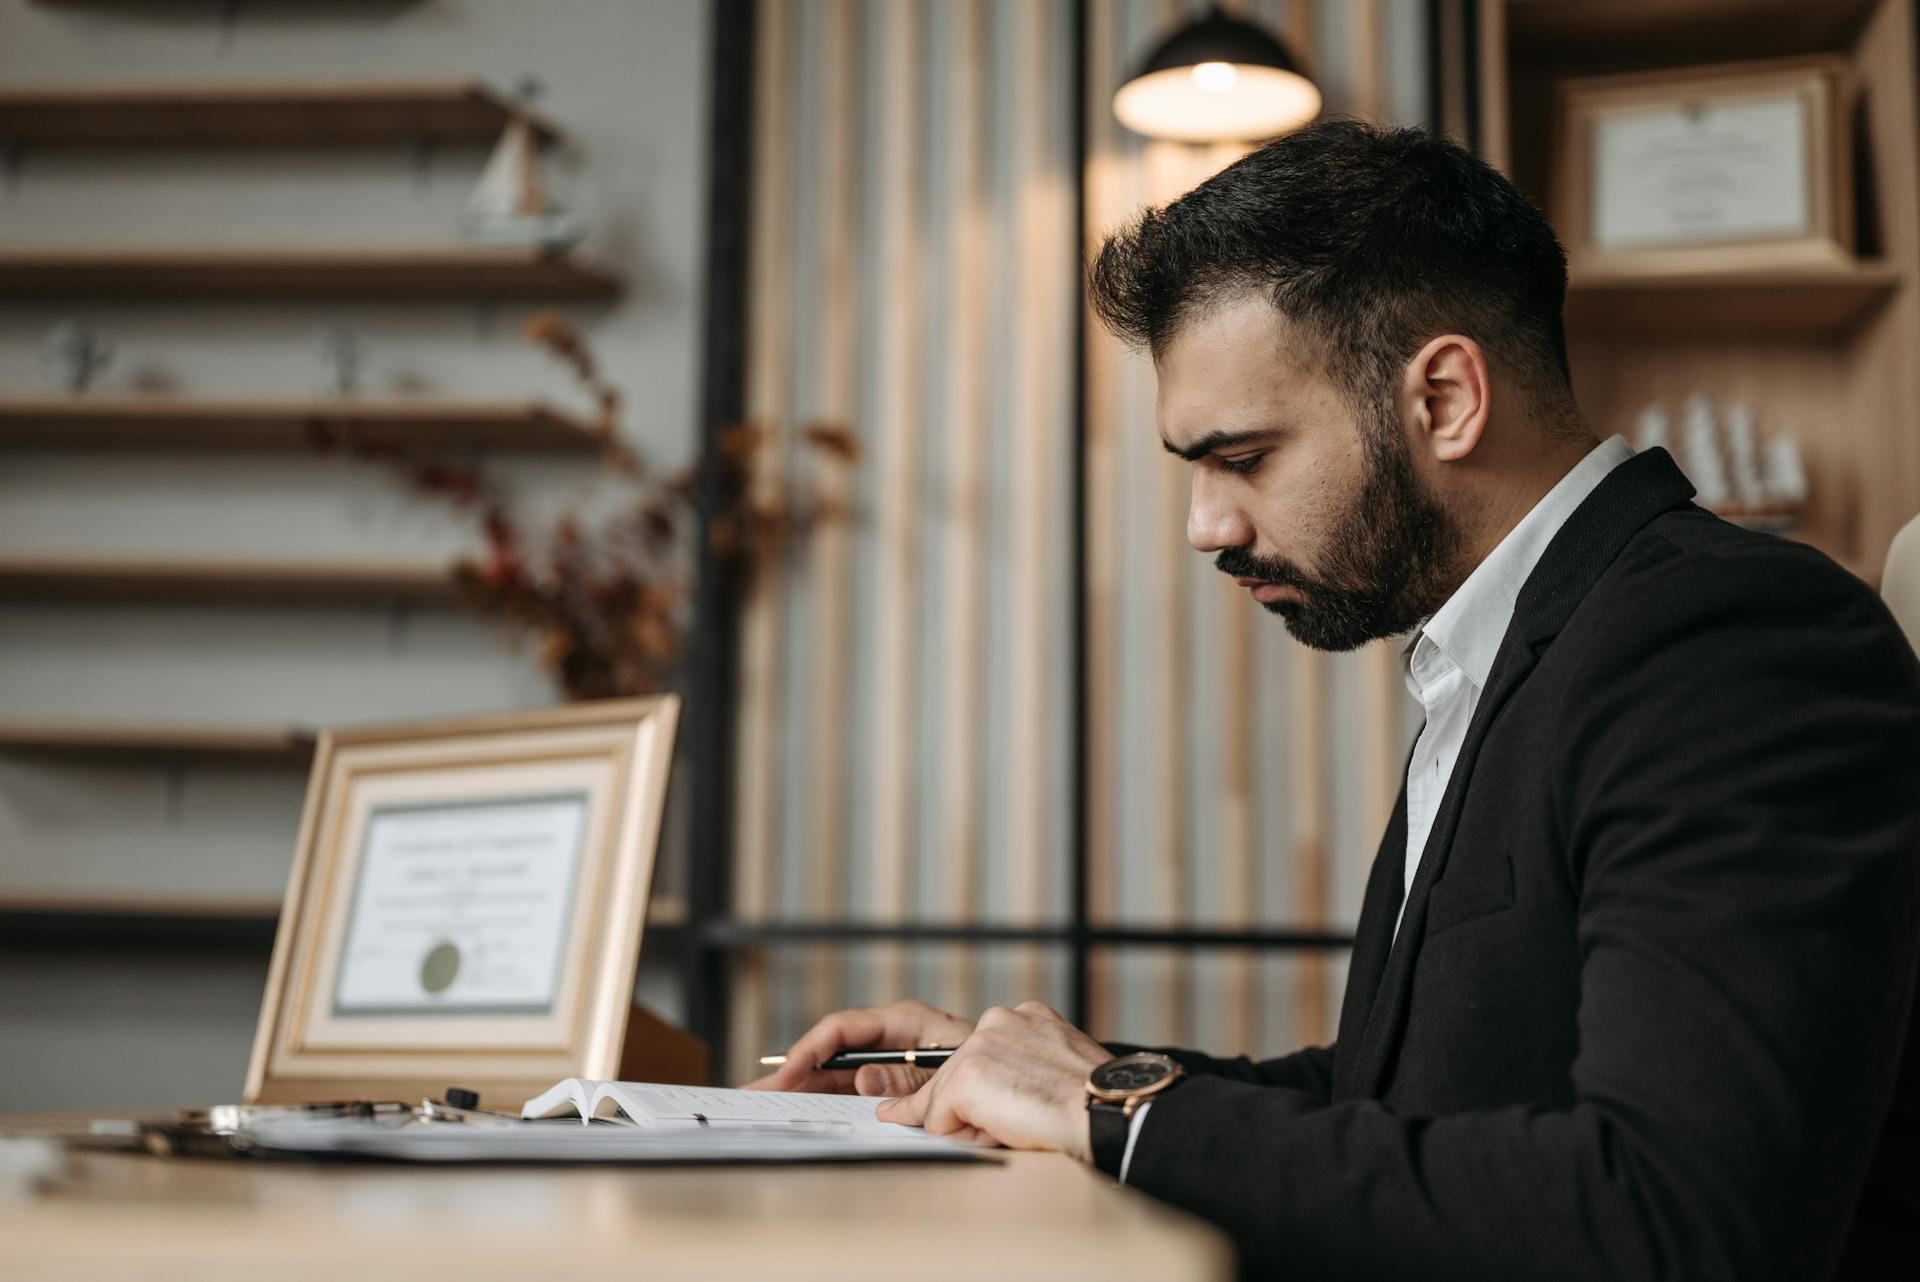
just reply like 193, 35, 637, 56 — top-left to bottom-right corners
758, 1045, 958, 1072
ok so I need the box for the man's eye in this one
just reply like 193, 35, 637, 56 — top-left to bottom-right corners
1217, 453, 1265, 476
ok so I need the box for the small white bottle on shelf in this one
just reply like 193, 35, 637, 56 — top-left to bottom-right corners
1681, 393, 1731, 510
1763, 436, 1810, 509
1633, 402, 1671, 456
1724, 402, 1766, 510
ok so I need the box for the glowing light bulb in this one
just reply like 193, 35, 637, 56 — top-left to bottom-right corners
1191, 61, 1238, 94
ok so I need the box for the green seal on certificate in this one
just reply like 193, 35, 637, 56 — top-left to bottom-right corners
419, 940, 461, 995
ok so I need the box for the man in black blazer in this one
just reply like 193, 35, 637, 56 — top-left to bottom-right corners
750, 120, 1920, 1279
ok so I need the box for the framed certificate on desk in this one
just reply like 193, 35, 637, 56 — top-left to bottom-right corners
1553, 57, 1854, 275
245, 697, 680, 1107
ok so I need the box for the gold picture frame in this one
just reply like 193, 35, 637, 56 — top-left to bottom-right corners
245, 696, 681, 1108
1553, 56, 1854, 276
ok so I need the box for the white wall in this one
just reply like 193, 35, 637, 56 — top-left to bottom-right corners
0, 0, 710, 1110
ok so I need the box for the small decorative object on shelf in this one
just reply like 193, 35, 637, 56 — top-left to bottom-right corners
1762, 434, 1810, 511
462, 80, 583, 252
312, 310, 857, 701
1632, 402, 1670, 456
1680, 393, 1731, 510
1639, 393, 1809, 534
316, 325, 363, 397
41, 320, 113, 393
1723, 402, 1766, 509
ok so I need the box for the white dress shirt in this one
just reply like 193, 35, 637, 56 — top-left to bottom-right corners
1392, 434, 1632, 937
1118, 434, 1635, 1184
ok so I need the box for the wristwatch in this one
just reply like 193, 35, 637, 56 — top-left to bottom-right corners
1085, 1051, 1184, 1177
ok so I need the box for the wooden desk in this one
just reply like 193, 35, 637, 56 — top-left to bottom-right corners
0, 1113, 1231, 1282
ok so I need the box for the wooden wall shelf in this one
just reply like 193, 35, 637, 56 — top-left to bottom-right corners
1506, 0, 1878, 67
1564, 265, 1902, 338
0, 889, 686, 925
0, 890, 689, 950
0, 891, 284, 921
0, 81, 561, 148
0, 721, 317, 763
0, 397, 604, 452
1460, 0, 1920, 583
0, 247, 623, 301
0, 555, 460, 606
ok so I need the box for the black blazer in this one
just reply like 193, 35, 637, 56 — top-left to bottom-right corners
1116, 448, 1920, 1281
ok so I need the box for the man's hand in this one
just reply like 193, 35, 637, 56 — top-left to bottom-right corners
874, 1001, 1111, 1160
739, 999, 975, 1096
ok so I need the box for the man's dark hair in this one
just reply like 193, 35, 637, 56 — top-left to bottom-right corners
1087, 117, 1577, 428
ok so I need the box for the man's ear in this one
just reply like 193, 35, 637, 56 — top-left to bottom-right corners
1402, 335, 1490, 464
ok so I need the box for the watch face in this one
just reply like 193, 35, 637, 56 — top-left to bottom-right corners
1089, 1052, 1178, 1097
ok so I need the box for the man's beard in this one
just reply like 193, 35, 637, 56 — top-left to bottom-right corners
1215, 421, 1463, 652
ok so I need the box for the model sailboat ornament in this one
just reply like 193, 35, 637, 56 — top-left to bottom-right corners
462, 102, 584, 252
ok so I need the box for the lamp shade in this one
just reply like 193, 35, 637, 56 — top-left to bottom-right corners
1113, 6, 1321, 144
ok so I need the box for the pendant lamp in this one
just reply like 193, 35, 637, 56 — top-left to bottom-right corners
1113, 5, 1321, 144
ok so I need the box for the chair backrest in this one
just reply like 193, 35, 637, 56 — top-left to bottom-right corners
1884, 514, 1920, 656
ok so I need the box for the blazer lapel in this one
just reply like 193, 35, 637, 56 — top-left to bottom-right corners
1331, 779, 1408, 1100
1344, 447, 1698, 1099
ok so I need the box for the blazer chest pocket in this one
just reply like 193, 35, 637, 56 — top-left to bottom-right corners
1424, 850, 1514, 936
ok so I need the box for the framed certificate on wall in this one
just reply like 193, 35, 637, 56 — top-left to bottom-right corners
1553, 56, 1854, 276
245, 696, 681, 1107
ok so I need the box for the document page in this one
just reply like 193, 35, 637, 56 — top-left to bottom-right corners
605, 1083, 902, 1131
332, 793, 589, 1017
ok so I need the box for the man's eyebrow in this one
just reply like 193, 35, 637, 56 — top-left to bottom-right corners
1160, 428, 1278, 463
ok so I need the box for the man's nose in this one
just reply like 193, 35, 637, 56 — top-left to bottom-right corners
1186, 473, 1253, 553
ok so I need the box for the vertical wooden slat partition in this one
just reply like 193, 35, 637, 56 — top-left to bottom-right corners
935, 0, 987, 1020
732, 0, 1076, 1083
731, 0, 1424, 1082
1004, 0, 1070, 1007
802, 0, 860, 1021
1080, 0, 1126, 1044
864, 0, 923, 1003
729, 0, 796, 1069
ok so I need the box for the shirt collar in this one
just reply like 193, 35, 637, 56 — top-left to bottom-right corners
1410, 435, 1635, 693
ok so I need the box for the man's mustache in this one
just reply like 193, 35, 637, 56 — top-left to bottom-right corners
1215, 545, 1311, 589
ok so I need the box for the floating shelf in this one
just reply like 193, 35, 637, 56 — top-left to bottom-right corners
0, 555, 460, 606
1507, 0, 1878, 64
0, 893, 284, 950
0, 81, 561, 148
0, 890, 284, 921
0, 247, 623, 301
0, 889, 687, 924
0, 721, 317, 763
1564, 264, 1903, 338
0, 396, 605, 452
0, 889, 689, 949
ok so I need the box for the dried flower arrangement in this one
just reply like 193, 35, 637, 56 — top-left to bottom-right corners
308, 310, 858, 702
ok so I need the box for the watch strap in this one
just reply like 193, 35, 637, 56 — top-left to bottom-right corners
1087, 1098, 1131, 1177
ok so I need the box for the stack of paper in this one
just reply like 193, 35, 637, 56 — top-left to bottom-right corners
238, 1117, 986, 1164
233, 1082, 989, 1165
